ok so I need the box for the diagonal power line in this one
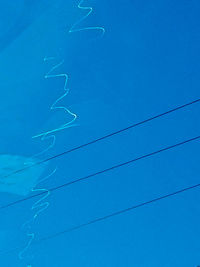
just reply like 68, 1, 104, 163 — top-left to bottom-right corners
37, 179, 200, 244
3, 97, 200, 180
2, 173, 200, 257
1, 134, 200, 210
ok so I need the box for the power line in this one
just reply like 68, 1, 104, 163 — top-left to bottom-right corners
28, 178, 200, 244
4, 97, 200, 180
1, 174, 200, 257
1, 134, 200, 210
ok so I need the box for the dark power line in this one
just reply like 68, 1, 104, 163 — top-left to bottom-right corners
3, 97, 200, 180
1, 134, 200, 210
2, 173, 200, 257
34, 179, 200, 244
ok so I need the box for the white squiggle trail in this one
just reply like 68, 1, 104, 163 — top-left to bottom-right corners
18, 168, 57, 262
29, 135, 56, 160
69, 0, 105, 36
19, 1, 105, 264
32, 57, 77, 139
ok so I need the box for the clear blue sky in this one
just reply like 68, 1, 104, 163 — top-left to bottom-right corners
0, 0, 200, 266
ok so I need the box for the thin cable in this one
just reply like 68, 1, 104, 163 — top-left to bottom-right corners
3, 97, 200, 180
1, 134, 200, 210
2, 176, 200, 257
37, 179, 200, 243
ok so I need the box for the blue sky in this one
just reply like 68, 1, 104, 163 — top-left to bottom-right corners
0, 0, 200, 266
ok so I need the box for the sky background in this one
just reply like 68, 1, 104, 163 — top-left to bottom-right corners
0, 0, 200, 266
